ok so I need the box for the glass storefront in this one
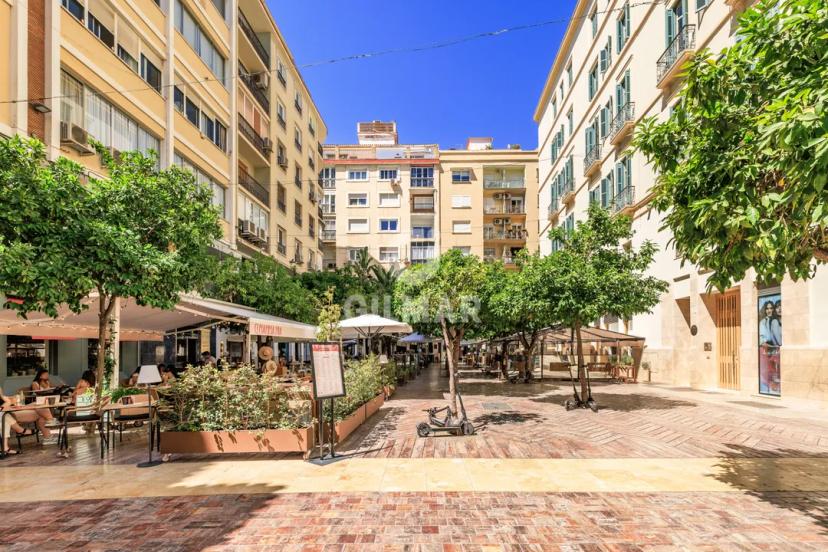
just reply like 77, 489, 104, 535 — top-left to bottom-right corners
758, 288, 782, 396
6, 336, 47, 377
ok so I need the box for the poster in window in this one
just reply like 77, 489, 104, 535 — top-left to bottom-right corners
311, 342, 346, 399
758, 292, 782, 396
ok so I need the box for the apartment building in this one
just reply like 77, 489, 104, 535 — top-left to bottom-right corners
322, 122, 440, 268
0, 0, 326, 393
439, 138, 538, 266
535, 0, 828, 406
0, 0, 326, 272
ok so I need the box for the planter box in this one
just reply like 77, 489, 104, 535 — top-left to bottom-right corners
364, 394, 385, 418
160, 427, 314, 454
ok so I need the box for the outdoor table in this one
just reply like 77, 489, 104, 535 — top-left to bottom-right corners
1, 401, 68, 458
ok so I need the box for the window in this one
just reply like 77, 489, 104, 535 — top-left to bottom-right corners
600, 36, 612, 73
294, 200, 303, 227
277, 183, 286, 212
87, 12, 114, 48
379, 219, 398, 232
550, 97, 558, 118
411, 241, 435, 263
277, 59, 287, 86
379, 169, 398, 181
590, 5, 598, 37
379, 247, 399, 263
294, 91, 304, 113
412, 196, 434, 211
198, 109, 227, 151
348, 247, 367, 262
117, 45, 139, 73
347, 169, 368, 181
348, 219, 369, 233
348, 193, 368, 207
696, 0, 709, 10
6, 336, 47, 377
453, 246, 472, 256
567, 109, 574, 136
239, 194, 269, 242
295, 165, 303, 189
277, 142, 287, 166
378, 193, 400, 207
617, 2, 631, 53
211, 0, 226, 17
308, 216, 316, 238
276, 101, 286, 127
452, 169, 471, 183
666, 0, 688, 48
451, 195, 471, 208
453, 221, 472, 234
566, 62, 573, 88
616, 70, 631, 109
173, 152, 228, 219
185, 98, 199, 126
600, 98, 613, 139
321, 167, 336, 188
411, 166, 434, 187
600, 171, 614, 208
615, 156, 632, 194
588, 63, 599, 100
294, 126, 303, 150
174, 0, 226, 83
140, 55, 162, 91
309, 117, 317, 136
277, 226, 287, 254
412, 226, 433, 239
173, 87, 184, 112
62, 0, 84, 21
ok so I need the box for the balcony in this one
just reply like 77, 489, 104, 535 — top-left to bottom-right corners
484, 228, 527, 242
239, 9, 270, 68
560, 178, 575, 205
239, 69, 270, 112
321, 203, 335, 215
292, 247, 304, 265
411, 229, 434, 240
238, 114, 270, 159
657, 25, 696, 88
238, 169, 269, 205
277, 242, 287, 256
609, 102, 635, 146
547, 200, 559, 223
584, 143, 602, 177
611, 186, 635, 216
484, 205, 526, 215
483, 179, 525, 190
321, 177, 336, 189
411, 200, 435, 213
410, 177, 434, 189
321, 229, 336, 241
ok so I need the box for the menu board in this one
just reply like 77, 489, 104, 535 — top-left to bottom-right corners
311, 342, 346, 399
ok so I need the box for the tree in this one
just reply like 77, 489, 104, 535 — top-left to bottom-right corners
488, 253, 559, 377
316, 287, 342, 342
205, 253, 317, 324
544, 205, 668, 406
299, 267, 365, 307
632, 0, 828, 290
394, 249, 493, 413
0, 136, 222, 398
345, 247, 376, 281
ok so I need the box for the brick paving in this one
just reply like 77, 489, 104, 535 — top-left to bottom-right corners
339, 366, 828, 460
1, 491, 827, 551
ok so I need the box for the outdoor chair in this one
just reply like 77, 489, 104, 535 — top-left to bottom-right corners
57, 395, 109, 459
106, 393, 152, 450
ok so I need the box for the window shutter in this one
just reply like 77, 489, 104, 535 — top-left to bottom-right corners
607, 36, 612, 66
599, 48, 608, 73
666, 6, 676, 47
625, 2, 630, 38
625, 157, 632, 190
624, 70, 631, 102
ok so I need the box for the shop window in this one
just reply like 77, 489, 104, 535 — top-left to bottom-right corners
6, 336, 46, 377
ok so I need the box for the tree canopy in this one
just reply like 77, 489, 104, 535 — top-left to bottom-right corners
0, 136, 222, 395
543, 205, 668, 403
632, 0, 828, 290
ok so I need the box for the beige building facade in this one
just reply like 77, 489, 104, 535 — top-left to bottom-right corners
535, 0, 828, 407
439, 138, 538, 266
322, 124, 538, 270
1, 0, 326, 271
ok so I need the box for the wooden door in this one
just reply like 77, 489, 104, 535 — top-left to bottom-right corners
716, 291, 741, 389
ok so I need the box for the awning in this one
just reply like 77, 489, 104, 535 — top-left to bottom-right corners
339, 314, 412, 339
399, 332, 436, 343
539, 325, 645, 344
0, 294, 316, 342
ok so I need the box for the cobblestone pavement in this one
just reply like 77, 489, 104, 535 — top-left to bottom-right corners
339, 366, 828, 459
3, 364, 828, 550
1, 491, 827, 551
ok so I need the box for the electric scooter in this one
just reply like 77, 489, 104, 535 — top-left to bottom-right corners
564, 361, 598, 412
417, 384, 475, 437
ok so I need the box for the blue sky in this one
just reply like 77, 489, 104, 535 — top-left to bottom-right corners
268, 0, 576, 150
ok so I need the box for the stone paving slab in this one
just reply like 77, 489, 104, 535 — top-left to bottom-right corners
3, 456, 828, 502
1, 491, 826, 551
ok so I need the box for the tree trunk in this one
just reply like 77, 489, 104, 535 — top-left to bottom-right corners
440, 317, 462, 415
499, 341, 509, 379
95, 292, 118, 402
519, 331, 537, 378
575, 321, 588, 400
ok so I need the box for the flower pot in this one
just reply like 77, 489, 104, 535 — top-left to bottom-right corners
159, 427, 314, 454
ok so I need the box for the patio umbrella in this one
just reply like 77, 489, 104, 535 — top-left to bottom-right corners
338, 314, 412, 340
398, 332, 432, 344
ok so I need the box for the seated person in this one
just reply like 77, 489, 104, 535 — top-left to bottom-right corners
200, 351, 217, 367
159, 364, 176, 384
30, 369, 53, 392
1, 393, 51, 452
71, 369, 96, 403
127, 367, 141, 387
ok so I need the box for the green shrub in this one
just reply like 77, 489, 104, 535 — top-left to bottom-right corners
107, 387, 145, 403
323, 355, 384, 422
157, 364, 311, 432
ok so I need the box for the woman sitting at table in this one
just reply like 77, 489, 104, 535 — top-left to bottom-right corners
30, 369, 53, 392
159, 364, 176, 384
1, 393, 48, 454
71, 370, 96, 402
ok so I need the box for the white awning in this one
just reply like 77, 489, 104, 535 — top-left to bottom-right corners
0, 294, 317, 342
339, 314, 412, 339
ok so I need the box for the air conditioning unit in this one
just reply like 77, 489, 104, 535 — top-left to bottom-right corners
503, 193, 512, 200
255, 72, 269, 90
278, 155, 288, 167
493, 218, 503, 225
262, 138, 273, 154
494, 193, 503, 200
60, 122, 95, 155
503, 218, 512, 225
257, 226, 267, 241
238, 219, 255, 238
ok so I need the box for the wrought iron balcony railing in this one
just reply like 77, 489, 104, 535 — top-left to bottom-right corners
239, 9, 270, 68
238, 169, 269, 205
584, 143, 602, 176
609, 102, 635, 142
238, 69, 270, 112
657, 25, 696, 83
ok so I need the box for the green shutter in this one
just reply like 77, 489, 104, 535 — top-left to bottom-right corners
666, 5, 676, 47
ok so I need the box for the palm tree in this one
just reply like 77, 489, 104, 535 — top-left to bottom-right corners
371, 263, 401, 296
347, 247, 376, 281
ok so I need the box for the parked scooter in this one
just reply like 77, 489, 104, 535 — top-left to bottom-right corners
417, 385, 475, 437
564, 362, 598, 412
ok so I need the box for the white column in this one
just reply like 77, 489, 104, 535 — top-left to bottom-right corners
44, 0, 60, 160
228, 0, 239, 249
162, 0, 175, 168
10, 0, 28, 136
